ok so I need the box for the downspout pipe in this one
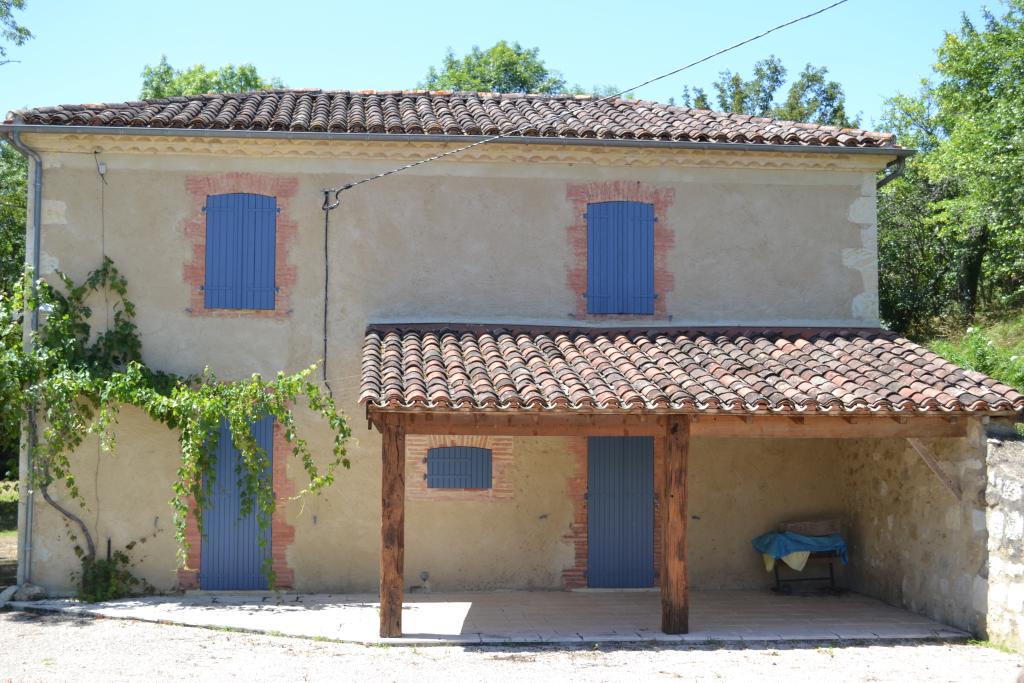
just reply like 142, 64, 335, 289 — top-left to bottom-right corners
876, 156, 907, 190
7, 130, 41, 585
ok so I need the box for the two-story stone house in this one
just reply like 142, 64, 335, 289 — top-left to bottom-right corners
4, 90, 1022, 638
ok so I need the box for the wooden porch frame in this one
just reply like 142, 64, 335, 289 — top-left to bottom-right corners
369, 408, 969, 638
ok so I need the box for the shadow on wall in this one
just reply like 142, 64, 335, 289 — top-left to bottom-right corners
839, 420, 993, 639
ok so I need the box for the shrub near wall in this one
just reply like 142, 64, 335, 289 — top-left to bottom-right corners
0, 481, 15, 530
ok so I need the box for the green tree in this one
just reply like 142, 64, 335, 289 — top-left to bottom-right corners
0, 142, 25, 301
680, 56, 857, 127
0, 0, 31, 65
876, 83, 961, 334
420, 41, 566, 94
140, 55, 283, 98
926, 2, 1024, 315
776, 64, 853, 127
0, 0, 30, 475
877, 1, 1024, 331
0, 140, 25, 476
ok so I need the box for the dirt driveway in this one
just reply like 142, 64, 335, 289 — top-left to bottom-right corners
0, 610, 1020, 682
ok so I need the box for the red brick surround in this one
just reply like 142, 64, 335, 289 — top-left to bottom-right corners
562, 437, 589, 588
182, 173, 299, 318
176, 421, 296, 590
178, 498, 201, 590
405, 435, 514, 501
566, 181, 676, 320
562, 436, 664, 589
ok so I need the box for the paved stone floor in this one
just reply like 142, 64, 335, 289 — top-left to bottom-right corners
12, 589, 968, 645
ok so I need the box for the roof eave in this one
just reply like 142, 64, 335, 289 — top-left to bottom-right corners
362, 403, 1021, 418
0, 120, 916, 158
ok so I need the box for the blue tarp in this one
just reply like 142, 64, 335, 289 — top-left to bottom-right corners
751, 531, 849, 564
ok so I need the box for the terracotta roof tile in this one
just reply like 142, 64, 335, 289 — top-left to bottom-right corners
359, 326, 1024, 415
6, 89, 898, 149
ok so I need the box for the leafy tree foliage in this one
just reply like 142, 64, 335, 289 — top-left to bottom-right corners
0, 141, 26, 295
0, 0, 31, 65
421, 41, 567, 94
140, 55, 283, 98
0, 0, 29, 475
679, 55, 857, 127
878, 1, 1024, 333
0, 140, 26, 475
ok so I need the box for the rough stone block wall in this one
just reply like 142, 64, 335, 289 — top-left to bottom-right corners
984, 424, 1024, 651
840, 419, 989, 634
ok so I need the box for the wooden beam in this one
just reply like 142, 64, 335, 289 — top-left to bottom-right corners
694, 415, 966, 439
396, 411, 666, 436
375, 409, 969, 440
907, 438, 963, 501
661, 415, 690, 634
379, 415, 406, 638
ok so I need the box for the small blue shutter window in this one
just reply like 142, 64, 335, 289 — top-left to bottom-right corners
586, 200, 655, 314
426, 447, 492, 489
204, 193, 277, 310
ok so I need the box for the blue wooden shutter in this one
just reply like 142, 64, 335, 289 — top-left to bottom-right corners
587, 201, 655, 314
587, 436, 655, 588
200, 416, 274, 590
204, 193, 277, 310
426, 447, 492, 488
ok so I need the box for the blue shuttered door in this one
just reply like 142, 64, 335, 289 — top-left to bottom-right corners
426, 447, 492, 488
587, 436, 655, 588
204, 193, 277, 310
200, 416, 273, 590
587, 201, 655, 314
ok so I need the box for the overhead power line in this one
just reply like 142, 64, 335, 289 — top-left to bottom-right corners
321, 0, 851, 207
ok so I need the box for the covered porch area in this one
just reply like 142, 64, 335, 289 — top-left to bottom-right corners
368, 409, 968, 638
360, 326, 1023, 639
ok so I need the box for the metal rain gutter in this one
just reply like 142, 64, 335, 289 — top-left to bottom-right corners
1, 121, 915, 159
5, 130, 40, 585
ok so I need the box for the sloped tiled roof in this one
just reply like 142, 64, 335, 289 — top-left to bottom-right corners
7, 90, 897, 149
359, 326, 1024, 415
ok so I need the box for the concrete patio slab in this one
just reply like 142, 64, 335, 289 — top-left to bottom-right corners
10, 590, 970, 645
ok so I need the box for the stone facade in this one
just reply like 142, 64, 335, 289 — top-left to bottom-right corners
984, 423, 1024, 650
840, 421, 989, 635
19, 129, 1022, 643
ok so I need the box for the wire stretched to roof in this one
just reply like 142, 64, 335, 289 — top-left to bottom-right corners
321, 0, 851, 208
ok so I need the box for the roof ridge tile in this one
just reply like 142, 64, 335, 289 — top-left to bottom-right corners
6, 90, 900, 149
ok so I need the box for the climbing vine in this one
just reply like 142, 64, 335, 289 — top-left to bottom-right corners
0, 259, 351, 588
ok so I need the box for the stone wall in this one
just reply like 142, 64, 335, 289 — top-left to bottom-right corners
984, 423, 1024, 651
839, 419, 989, 634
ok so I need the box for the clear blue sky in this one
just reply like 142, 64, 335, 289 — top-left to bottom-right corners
1, 0, 992, 129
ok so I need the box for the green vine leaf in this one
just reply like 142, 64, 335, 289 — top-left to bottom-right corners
1, 260, 352, 589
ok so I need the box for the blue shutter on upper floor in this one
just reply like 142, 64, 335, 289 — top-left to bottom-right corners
426, 447, 492, 488
204, 193, 277, 310
586, 201, 655, 314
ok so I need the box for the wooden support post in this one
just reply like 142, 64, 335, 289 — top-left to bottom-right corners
661, 415, 691, 634
380, 416, 406, 638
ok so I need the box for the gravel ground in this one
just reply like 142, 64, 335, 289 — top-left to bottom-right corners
0, 610, 1020, 683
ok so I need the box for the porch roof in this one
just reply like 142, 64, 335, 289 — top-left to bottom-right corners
359, 325, 1024, 416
